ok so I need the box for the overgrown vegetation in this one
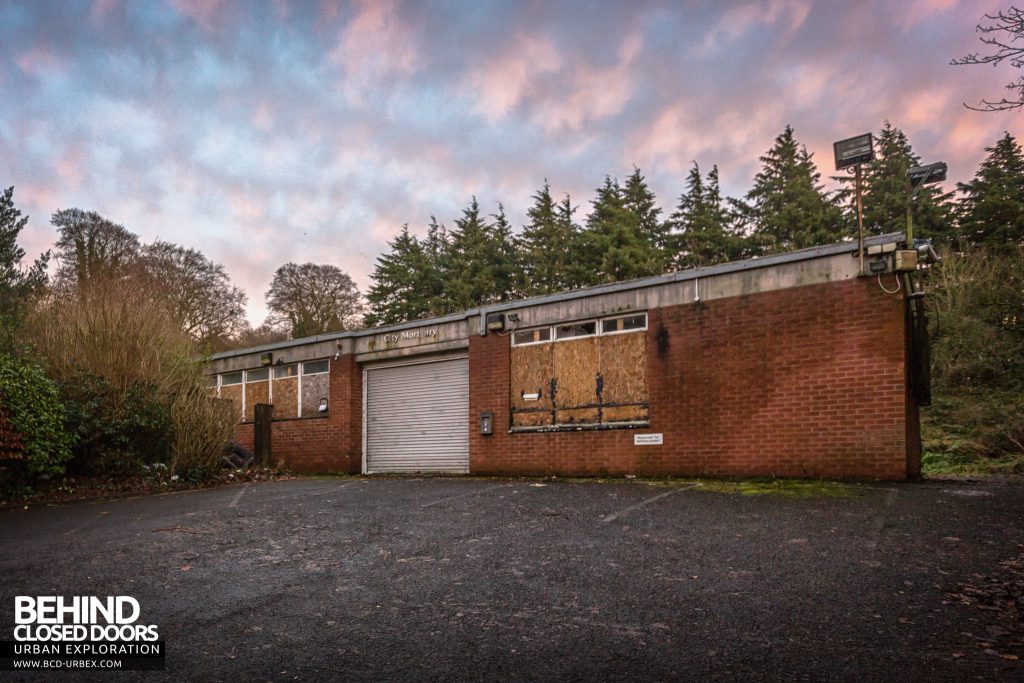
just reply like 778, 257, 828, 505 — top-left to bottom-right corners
22, 273, 236, 479
0, 353, 73, 477
924, 246, 1024, 474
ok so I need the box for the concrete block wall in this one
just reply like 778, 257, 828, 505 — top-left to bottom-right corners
470, 277, 913, 480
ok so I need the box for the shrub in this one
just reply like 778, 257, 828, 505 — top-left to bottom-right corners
58, 372, 172, 475
0, 353, 74, 476
22, 274, 234, 478
924, 246, 1024, 460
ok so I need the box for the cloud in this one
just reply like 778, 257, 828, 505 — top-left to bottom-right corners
463, 33, 563, 121
329, 0, 423, 106
167, 0, 227, 32
1, 0, 1021, 326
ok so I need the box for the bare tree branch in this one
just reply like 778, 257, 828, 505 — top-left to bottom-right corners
952, 7, 1024, 111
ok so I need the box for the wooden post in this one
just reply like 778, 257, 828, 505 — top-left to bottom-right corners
254, 403, 274, 467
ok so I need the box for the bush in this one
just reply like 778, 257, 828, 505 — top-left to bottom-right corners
58, 372, 172, 475
924, 246, 1024, 461
0, 353, 74, 476
168, 363, 237, 475
22, 275, 235, 478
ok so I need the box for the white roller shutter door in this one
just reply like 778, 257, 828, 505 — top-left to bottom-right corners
364, 357, 469, 473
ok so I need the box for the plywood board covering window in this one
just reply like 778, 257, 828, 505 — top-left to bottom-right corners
273, 377, 299, 418
244, 380, 269, 421
301, 374, 329, 417
552, 337, 600, 424
510, 343, 553, 427
220, 384, 243, 422
597, 332, 648, 423
510, 312, 648, 430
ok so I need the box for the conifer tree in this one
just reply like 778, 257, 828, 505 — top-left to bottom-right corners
957, 131, 1024, 249
580, 177, 660, 284
738, 125, 845, 254
668, 163, 742, 268
0, 186, 48, 349
441, 197, 510, 310
835, 122, 951, 243
622, 167, 670, 270
364, 225, 435, 327
520, 181, 582, 295
487, 204, 524, 301
421, 216, 450, 316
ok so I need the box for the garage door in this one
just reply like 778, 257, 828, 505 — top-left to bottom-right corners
364, 357, 469, 473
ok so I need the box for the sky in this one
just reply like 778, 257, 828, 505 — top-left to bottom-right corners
2, 0, 1022, 325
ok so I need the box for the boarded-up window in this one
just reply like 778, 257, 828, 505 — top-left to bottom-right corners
510, 314, 648, 430
220, 383, 244, 422
301, 360, 329, 417
272, 364, 299, 419
244, 369, 269, 422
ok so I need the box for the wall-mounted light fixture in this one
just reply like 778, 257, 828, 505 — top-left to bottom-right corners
318, 398, 329, 413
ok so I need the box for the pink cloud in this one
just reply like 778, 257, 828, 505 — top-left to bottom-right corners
167, 0, 226, 32
56, 144, 86, 190
89, 0, 118, 23
463, 33, 563, 121
531, 29, 644, 134
329, 0, 422, 105
698, 0, 812, 54
16, 47, 65, 76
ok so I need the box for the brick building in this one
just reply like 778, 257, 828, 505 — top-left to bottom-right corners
206, 233, 925, 481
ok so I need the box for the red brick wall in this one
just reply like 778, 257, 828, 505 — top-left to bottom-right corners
231, 355, 362, 473
470, 277, 913, 480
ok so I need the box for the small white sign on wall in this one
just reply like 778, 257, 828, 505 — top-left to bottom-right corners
634, 433, 664, 446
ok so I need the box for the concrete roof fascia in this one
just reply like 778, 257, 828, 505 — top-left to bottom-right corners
207, 232, 904, 362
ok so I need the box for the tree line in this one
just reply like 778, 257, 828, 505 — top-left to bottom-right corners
363, 123, 1020, 326
1, 122, 1021, 348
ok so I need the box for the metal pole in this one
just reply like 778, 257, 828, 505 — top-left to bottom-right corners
856, 164, 864, 275
906, 175, 914, 244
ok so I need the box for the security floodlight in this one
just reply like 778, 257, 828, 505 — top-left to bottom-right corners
834, 132, 875, 275
834, 133, 874, 171
907, 162, 947, 184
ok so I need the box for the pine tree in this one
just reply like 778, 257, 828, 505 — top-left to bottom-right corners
835, 122, 951, 243
520, 181, 583, 295
0, 186, 48, 349
622, 167, 670, 271
739, 125, 845, 254
580, 177, 660, 285
668, 163, 741, 268
364, 225, 435, 326
421, 216, 449, 316
957, 132, 1024, 249
487, 204, 524, 302
442, 197, 507, 311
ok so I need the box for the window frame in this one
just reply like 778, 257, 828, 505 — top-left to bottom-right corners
245, 367, 269, 383
301, 359, 329, 376
273, 363, 299, 379
553, 320, 598, 341
221, 371, 243, 386
511, 327, 552, 347
600, 313, 648, 336
510, 312, 648, 347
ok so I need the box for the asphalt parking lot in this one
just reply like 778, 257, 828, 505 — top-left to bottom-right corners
1, 476, 1023, 681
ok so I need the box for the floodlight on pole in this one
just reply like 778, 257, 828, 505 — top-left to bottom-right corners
905, 162, 947, 243
834, 133, 875, 275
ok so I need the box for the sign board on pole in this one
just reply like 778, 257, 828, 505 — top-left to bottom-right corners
834, 133, 874, 171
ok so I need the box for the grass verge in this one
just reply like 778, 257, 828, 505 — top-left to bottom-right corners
922, 451, 1024, 478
